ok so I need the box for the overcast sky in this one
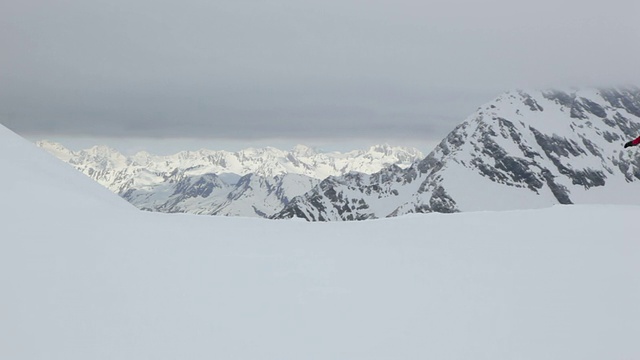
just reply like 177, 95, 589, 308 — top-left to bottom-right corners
1, 0, 639, 152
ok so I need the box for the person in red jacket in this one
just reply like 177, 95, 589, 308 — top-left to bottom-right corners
625, 136, 640, 148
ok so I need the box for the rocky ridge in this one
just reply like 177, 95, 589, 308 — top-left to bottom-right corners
274, 87, 640, 220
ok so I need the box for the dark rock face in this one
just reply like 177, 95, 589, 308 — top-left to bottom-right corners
520, 91, 544, 112
429, 186, 458, 213
605, 113, 640, 139
542, 90, 575, 108
581, 137, 602, 158
600, 88, 640, 118
531, 128, 585, 158
541, 169, 572, 205
173, 174, 220, 198
530, 128, 608, 189
580, 98, 607, 118
471, 129, 544, 192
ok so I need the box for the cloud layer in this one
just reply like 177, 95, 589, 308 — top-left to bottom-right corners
1, 0, 638, 142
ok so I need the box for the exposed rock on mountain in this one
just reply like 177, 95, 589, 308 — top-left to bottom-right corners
37, 142, 423, 217
275, 87, 640, 220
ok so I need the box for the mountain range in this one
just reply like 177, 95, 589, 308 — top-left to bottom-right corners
36, 141, 423, 217
38, 87, 640, 221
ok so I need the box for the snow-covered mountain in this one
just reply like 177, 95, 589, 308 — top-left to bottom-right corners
122, 172, 319, 217
3, 123, 640, 360
37, 142, 423, 217
275, 87, 640, 220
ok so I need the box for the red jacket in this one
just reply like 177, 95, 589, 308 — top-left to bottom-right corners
632, 136, 640, 146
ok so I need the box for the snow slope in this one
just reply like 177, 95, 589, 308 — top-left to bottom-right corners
0, 125, 134, 214
1, 125, 640, 359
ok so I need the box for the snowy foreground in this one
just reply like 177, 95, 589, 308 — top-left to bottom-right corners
1, 124, 639, 359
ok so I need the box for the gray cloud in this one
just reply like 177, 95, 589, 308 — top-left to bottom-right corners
1, 0, 639, 143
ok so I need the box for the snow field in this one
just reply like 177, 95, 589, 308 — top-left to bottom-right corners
1, 123, 639, 359
1, 203, 638, 359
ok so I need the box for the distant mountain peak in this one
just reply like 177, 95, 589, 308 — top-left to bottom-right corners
291, 144, 317, 157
